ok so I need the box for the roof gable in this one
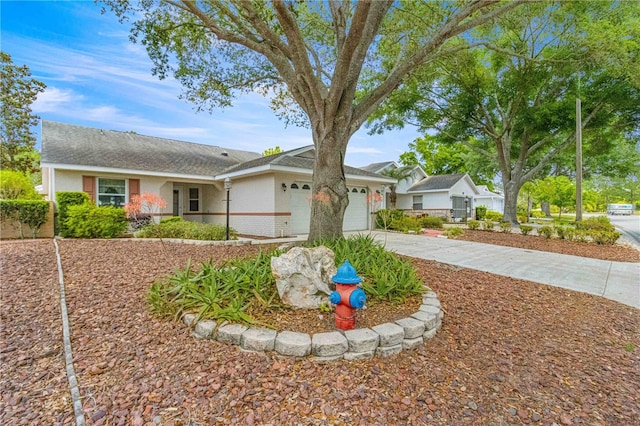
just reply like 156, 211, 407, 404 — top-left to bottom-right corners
408, 173, 466, 192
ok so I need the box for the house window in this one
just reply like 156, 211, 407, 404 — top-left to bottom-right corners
189, 188, 199, 212
413, 195, 423, 210
98, 178, 126, 207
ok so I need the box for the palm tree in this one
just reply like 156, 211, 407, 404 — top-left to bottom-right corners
381, 166, 414, 209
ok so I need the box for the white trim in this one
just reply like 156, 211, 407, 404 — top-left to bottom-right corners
216, 164, 396, 184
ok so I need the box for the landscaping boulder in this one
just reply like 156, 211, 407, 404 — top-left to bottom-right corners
271, 246, 336, 309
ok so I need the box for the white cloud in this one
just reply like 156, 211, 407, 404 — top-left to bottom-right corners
33, 87, 83, 113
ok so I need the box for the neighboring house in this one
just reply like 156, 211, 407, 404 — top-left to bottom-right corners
362, 162, 480, 221
40, 121, 394, 237
475, 185, 504, 214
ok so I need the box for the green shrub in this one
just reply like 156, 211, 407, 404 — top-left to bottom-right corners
310, 235, 424, 302
554, 226, 567, 239
575, 216, 615, 232
499, 222, 512, 233
390, 216, 421, 233
475, 206, 487, 220
530, 210, 546, 218
375, 209, 404, 229
0, 170, 41, 200
65, 203, 128, 238
485, 211, 503, 222
538, 225, 553, 239
137, 220, 234, 240
591, 230, 621, 245
56, 192, 90, 237
519, 225, 533, 235
564, 227, 575, 241
0, 200, 49, 238
467, 219, 480, 230
517, 215, 528, 223
444, 227, 464, 238
420, 216, 444, 229
149, 235, 426, 326
482, 219, 495, 230
574, 229, 589, 242
160, 216, 182, 223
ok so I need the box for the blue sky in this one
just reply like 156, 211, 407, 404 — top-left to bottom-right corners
1, 0, 421, 167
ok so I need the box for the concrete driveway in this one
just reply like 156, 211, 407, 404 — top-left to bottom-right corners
360, 231, 640, 309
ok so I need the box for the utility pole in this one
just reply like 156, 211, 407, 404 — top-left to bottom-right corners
575, 86, 583, 222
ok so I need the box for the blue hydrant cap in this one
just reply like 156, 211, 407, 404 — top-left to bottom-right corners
349, 288, 366, 309
332, 260, 362, 284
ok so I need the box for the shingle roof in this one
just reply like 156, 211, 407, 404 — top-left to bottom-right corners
408, 173, 466, 192
41, 121, 261, 177
222, 147, 392, 179
360, 161, 395, 174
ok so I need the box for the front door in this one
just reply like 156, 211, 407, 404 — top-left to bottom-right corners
172, 188, 183, 217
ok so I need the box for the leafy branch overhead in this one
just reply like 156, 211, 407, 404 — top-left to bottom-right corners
102, 0, 529, 241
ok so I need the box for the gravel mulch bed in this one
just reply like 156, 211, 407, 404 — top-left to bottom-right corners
1, 238, 639, 425
455, 229, 640, 263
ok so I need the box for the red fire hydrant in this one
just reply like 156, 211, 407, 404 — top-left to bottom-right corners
329, 260, 366, 330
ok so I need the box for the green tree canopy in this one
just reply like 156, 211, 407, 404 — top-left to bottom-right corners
370, 1, 640, 223
103, 0, 527, 241
0, 52, 46, 174
263, 145, 283, 156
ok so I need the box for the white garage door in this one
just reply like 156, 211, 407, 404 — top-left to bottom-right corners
289, 184, 369, 234
344, 187, 369, 231
290, 182, 312, 234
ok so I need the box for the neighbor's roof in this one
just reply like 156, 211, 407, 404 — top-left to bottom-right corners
40, 120, 261, 177
407, 173, 467, 192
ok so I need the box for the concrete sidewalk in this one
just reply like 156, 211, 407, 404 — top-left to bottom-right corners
363, 231, 640, 309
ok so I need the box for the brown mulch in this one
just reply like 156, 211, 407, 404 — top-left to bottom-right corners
455, 229, 640, 263
1, 239, 639, 425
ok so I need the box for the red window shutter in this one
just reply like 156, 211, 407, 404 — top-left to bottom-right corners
82, 176, 95, 202
129, 179, 140, 199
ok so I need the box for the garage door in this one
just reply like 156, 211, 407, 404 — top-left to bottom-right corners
290, 182, 312, 234
344, 187, 368, 231
290, 184, 369, 234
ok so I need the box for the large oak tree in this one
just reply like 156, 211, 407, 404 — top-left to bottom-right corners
104, 0, 527, 241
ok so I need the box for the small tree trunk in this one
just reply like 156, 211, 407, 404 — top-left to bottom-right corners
541, 202, 551, 217
307, 131, 349, 243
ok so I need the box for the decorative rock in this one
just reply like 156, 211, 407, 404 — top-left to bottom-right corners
410, 310, 438, 330
241, 328, 277, 352
271, 246, 337, 309
423, 328, 437, 339
421, 297, 441, 308
193, 320, 217, 339
423, 290, 437, 299
311, 332, 348, 357
216, 323, 248, 345
395, 317, 425, 339
419, 304, 441, 316
275, 331, 311, 357
343, 350, 375, 361
344, 328, 379, 353
182, 313, 197, 327
372, 322, 405, 347
311, 355, 344, 362
403, 336, 424, 350
376, 344, 403, 357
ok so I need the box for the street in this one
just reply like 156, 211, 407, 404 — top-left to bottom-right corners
609, 214, 640, 249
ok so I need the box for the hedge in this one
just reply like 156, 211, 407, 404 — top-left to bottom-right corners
0, 200, 50, 238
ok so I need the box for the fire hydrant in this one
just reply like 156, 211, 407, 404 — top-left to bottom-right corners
329, 260, 366, 330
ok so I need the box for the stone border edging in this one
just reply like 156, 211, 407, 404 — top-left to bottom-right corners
182, 288, 443, 361
53, 239, 86, 426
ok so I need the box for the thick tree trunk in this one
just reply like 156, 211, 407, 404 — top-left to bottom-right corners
502, 180, 521, 224
307, 130, 349, 243
541, 202, 551, 217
